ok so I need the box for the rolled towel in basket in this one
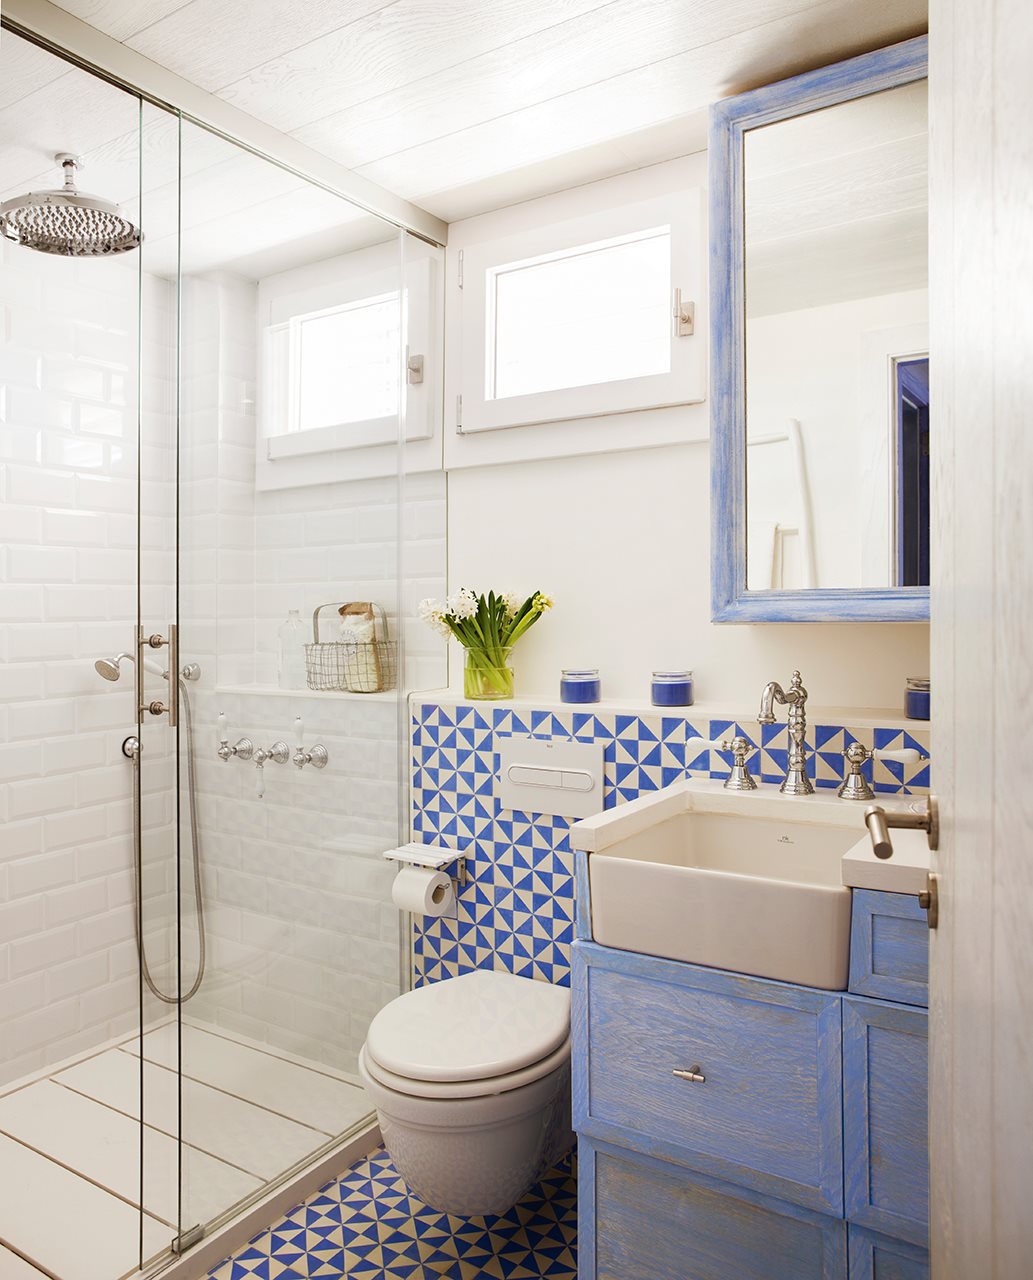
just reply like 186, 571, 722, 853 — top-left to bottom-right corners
338, 615, 374, 642
337, 602, 381, 692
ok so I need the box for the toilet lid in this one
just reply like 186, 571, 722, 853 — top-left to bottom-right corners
365, 970, 571, 1083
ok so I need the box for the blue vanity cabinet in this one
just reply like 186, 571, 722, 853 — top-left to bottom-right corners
572, 943, 843, 1213
579, 1139, 848, 1280
843, 997, 929, 1247
848, 1226, 930, 1280
848, 890, 929, 1007
573, 918, 930, 1280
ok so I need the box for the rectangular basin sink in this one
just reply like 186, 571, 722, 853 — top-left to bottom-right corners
571, 781, 869, 990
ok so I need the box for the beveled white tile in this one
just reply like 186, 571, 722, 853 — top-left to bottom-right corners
0, 1080, 261, 1229
123, 1023, 370, 1136
0, 1244, 49, 1280
0, 1132, 170, 1280
55, 1048, 329, 1181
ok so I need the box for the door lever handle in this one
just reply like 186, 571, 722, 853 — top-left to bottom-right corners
864, 795, 939, 859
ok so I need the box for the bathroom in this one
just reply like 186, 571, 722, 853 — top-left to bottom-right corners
0, 0, 1028, 1277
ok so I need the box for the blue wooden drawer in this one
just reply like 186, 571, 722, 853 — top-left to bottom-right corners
849, 890, 928, 1007
572, 942, 843, 1214
843, 997, 929, 1246
848, 1225, 929, 1280
579, 1138, 847, 1280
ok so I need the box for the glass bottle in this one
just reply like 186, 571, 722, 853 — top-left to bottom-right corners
278, 609, 307, 690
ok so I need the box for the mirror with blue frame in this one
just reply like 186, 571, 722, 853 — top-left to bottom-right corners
710, 36, 929, 621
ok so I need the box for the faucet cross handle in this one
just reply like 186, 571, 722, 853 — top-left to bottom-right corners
722, 736, 757, 793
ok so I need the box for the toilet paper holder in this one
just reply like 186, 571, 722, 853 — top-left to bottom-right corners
383, 842, 468, 888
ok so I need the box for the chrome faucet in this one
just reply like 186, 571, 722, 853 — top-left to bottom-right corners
758, 669, 813, 795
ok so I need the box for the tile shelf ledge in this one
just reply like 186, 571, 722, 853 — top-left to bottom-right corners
216, 684, 398, 702
408, 688, 928, 734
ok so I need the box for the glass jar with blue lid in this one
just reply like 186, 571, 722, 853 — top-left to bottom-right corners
651, 670, 694, 707
560, 669, 601, 704
905, 676, 930, 720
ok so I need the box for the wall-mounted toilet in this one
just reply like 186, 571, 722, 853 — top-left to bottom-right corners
358, 969, 572, 1216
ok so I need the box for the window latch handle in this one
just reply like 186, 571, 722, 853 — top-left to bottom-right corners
673, 288, 694, 337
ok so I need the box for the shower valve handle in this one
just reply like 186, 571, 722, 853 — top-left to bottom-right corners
293, 717, 329, 770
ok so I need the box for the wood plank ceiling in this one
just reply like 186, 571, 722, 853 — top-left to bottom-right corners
34, 0, 927, 222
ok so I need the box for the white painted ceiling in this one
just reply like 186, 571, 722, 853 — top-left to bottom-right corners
0, 0, 928, 276
745, 79, 928, 316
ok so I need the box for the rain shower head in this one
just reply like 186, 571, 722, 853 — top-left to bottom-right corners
0, 154, 142, 258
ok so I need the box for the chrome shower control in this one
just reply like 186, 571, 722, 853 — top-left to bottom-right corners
292, 716, 329, 769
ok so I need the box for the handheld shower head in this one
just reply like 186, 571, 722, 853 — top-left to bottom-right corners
95, 653, 130, 681
94, 652, 165, 682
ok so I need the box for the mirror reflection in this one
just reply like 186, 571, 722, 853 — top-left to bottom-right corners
744, 80, 928, 591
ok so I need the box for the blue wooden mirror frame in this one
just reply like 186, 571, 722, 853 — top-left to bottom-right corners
710, 36, 929, 623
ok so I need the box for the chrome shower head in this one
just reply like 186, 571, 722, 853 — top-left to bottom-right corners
94, 652, 166, 682
0, 154, 142, 258
95, 654, 130, 681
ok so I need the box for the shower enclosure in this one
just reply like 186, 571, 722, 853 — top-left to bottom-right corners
0, 22, 445, 1279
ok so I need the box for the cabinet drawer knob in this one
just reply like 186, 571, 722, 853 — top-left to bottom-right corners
672, 1065, 706, 1083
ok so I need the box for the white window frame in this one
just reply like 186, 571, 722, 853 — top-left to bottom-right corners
456, 191, 704, 437
269, 288, 402, 457
256, 248, 440, 489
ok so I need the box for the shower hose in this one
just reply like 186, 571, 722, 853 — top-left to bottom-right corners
127, 675, 207, 1004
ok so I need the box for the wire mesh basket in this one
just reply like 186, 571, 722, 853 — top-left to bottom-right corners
304, 601, 397, 693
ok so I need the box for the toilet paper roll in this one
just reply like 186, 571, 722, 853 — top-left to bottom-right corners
391, 865, 454, 917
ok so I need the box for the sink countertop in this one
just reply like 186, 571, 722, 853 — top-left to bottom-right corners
841, 827, 931, 895
570, 776, 924, 853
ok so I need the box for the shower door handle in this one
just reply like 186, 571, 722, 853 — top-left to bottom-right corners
167, 624, 178, 728
136, 623, 178, 726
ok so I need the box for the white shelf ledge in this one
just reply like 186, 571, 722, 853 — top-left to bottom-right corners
407, 688, 929, 734
217, 684, 398, 703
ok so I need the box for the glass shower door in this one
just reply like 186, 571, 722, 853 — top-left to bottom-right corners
165, 115, 409, 1246
134, 97, 188, 1269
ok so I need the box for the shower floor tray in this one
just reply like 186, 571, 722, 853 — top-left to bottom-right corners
0, 1020, 370, 1280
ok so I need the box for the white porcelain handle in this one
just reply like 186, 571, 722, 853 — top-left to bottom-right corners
294, 715, 304, 749
873, 748, 926, 765
218, 711, 227, 744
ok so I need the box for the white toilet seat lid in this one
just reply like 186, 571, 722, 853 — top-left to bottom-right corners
365, 970, 571, 1083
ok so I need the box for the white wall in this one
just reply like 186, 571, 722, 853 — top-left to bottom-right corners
0, 241, 171, 1084
746, 288, 928, 590
175, 269, 447, 1073
445, 160, 930, 709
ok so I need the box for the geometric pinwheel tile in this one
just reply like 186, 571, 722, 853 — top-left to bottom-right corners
207, 1146, 577, 1280
411, 700, 931, 991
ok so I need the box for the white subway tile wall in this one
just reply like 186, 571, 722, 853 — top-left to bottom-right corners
0, 241, 177, 1085
2, 247, 447, 1086
172, 272, 448, 1074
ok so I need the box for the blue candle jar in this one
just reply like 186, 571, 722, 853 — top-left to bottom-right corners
651, 670, 694, 707
905, 676, 930, 720
560, 668, 601, 704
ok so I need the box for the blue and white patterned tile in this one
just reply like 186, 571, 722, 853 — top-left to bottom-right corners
411, 700, 930, 991
207, 1146, 577, 1280
872, 726, 931, 794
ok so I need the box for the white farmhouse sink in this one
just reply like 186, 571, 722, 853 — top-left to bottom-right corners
570, 779, 916, 990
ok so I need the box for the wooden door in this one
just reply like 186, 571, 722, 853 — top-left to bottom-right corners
929, 0, 1033, 1273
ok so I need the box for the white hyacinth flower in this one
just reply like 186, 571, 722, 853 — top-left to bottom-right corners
501, 591, 521, 619
446, 587, 479, 620
417, 597, 451, 638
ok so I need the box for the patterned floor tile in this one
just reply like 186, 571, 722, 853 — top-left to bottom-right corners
208, 1148, 577, 1280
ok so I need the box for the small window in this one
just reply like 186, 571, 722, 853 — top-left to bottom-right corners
294, 294, 400, 431
488, 228, 672, 400
453, 190, 704, 441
